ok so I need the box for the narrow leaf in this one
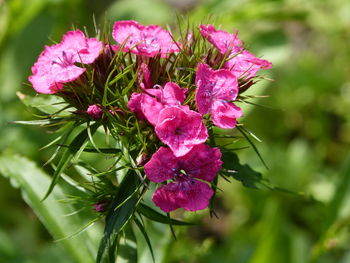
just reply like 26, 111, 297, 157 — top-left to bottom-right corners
137, 203, 194, 226
43, 122, 100, 200
96, 171, 140, 263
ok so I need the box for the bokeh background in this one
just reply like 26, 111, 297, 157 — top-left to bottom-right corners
1, 0, 350, 262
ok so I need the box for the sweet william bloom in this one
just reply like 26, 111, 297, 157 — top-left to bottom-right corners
112, 20, 180, 58
200, 24, 272, 79
128, 82, 186, 126
144, 144, 222, 212
29, 30, 102, 94
195, 63, 242, 129
224, 50, 272, 79
87, 104, 103, 119
199, 24, 242, 54
155, 106, 208, 157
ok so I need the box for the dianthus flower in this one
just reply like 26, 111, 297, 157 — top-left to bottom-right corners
29, 30, 102, 94
112, 20, 180, 58
155, 106, 208, 157
144, 144, 222, 212
128, 82, 186, 125
200, 24, 272, 79
195, 63, 242, 129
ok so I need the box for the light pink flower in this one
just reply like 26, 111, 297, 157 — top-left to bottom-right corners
29, 30, 102, 94
195, 63, 242, 128
144, 144, 222, 212
200, 24, 272, 79
87, 104, 103, 119
112, 20, 180, 58
155, 106, 208, 157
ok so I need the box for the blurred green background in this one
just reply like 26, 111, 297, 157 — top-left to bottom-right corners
1, 0, 350, 262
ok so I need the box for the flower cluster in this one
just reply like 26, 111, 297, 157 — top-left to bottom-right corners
28, 20, 272, 214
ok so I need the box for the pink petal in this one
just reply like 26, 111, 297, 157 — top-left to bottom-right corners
77, 38, 103, 64
152, 183, 181, 212
141, 94, 164, 125
224, 50, 272, 79
155, 106, 208, 157
211, 101, 243, 129
112, 20, 142, 52
53, 64, 85, 83
199, 24, 242, 55
179, 144, 222, 182
152, 180, 214, 212
195, 63, 238, 115
87, 104, 103, 119
112, 20, 180, 58
162, 82, 186, 105
28, 74, 63, 94
128, 93, 146, 120
144, 147, 178, 183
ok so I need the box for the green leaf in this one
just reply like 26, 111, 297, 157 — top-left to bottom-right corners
16, 92, 71, 115
0, 154, 99, 263
134, 217, 155, 263
59, 145, 122, 154
12, 118, 66, 126
116, 224, 138, 263
96, 171, 140, 263
43, 122, 100, 200
221, 151, 263, 189
236, 125, 269, 169
137, 203, 194, 226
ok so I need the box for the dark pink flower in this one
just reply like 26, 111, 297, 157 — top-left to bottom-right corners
29, 30, 102, 94
199, 24, 242, 55
144, 144, 222, 212
223, 50, 272, 79
195, 63, 242, 129
200, 24, 272, 79
112, 20, 180, 58
155, 106, 208, 157
87, 104, 103, 119
128, 82, 186, 126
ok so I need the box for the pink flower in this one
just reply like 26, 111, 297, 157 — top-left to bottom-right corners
200, 24, 272, 79
29, 30, 102, 94
112, 20, 180, 58
223, 50, 272, 79
128, 82, 186, 126
155, 106, 208, 157
87, 104, 103, 119
144, 144, 222, 212
195, 63, 242, 128
199, 24, 242, 55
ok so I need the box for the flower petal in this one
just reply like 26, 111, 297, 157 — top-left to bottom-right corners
199, 24, 242, 55
112, 20, 180, 58
144, 147, 178, 183
152, 179, 214, 212
155, 106, 208, 157
211, 101, 243, 129
224, 50, 272, 79
180, 144, 222, 182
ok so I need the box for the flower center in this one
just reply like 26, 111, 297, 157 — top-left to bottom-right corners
51, 51, 74, 68
174, 127, 182, 135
